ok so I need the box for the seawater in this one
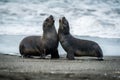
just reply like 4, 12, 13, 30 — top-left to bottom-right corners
0, 0, 120, 55
0, 35, 120, 56
0, 0, 120, 38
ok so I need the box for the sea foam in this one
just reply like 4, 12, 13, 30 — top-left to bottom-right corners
0, 0, 120, 38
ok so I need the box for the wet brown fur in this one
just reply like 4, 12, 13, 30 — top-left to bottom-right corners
58, 17, 103, 60
19, 15, 59, 59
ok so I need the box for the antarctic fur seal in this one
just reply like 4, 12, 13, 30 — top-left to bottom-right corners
19, 15, 59, 59
58, 17, 103, 60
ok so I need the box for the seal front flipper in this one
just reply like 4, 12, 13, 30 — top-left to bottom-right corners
66, 50, 75, 60
51, 49, 59, 59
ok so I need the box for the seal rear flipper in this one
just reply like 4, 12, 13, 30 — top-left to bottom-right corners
66, 50, 75, 60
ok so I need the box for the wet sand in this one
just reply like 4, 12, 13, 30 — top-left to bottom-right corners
0, 54, 120, 80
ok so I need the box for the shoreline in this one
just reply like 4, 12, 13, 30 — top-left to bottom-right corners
0, 35, 120, 56
0, 54, 120, 80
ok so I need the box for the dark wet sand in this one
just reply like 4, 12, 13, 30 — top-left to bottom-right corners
0, 54, 120, 80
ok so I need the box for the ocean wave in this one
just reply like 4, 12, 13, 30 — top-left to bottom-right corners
0, 0, 120, 38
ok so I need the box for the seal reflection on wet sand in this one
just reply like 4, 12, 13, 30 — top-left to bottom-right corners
19, 15, 59, 59
58, 17, 103, 60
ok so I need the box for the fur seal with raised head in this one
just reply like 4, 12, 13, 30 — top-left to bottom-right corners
19, 15, 59, 59
58, 17, 103, 60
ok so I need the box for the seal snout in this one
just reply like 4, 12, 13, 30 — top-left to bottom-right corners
59, 18, 63, 29
61, 17, 68, 24
49, 15, 54, 23
62, 17, 66, 20
44, 15, 54, 26
60, 17, 65, 23
59, 16, 68, 30
49, 15, 54, 21
59, 16, 65, 23
49, 15, 54, 20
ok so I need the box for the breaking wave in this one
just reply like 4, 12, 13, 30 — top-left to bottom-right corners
0, 0, 120, 38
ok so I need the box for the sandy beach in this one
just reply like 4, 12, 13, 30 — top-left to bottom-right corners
0, 54, 119, 80
0, 0, 120, 80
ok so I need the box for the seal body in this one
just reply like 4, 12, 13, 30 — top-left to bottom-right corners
19, 15, 59, 59
58, 17, 103, 60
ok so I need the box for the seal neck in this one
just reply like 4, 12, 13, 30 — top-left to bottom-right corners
43, 26, 57, 39
58, 28, 70, 35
